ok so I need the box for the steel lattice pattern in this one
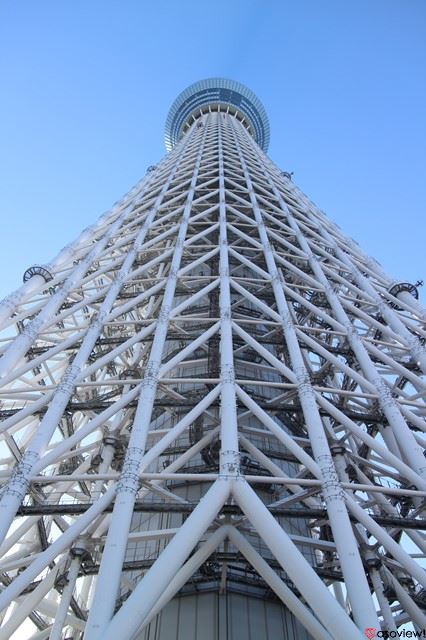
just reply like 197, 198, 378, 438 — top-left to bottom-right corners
0, 91, 426, 640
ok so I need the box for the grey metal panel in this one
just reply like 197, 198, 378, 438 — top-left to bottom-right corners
136, 593, 314, 640
218, 593, 228, 639
140, 616, 159, 640
177, 595, 196, 640
157, 596, 179, 640
195, 592, 216, 640
246, 596, 267, 640
265, 601, 286, 640
228, 593, 249, 639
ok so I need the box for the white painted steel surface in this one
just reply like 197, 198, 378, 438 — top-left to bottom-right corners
0, 81, 425, 639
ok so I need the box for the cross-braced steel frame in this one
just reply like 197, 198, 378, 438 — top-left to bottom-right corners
0, 84, 426, 640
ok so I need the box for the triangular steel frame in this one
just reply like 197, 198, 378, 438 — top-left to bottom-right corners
0, 106, 425, 639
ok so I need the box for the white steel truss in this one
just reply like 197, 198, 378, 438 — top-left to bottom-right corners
0, 84, 426, 640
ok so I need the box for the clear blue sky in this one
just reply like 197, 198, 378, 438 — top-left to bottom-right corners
0, 1, 425, 301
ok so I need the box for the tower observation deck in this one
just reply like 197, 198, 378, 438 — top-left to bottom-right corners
165, 77, 270, 152
0, 79, 425, 640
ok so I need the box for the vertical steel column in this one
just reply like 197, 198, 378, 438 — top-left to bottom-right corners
0, 182, 148, 377
0, 558, 66, 640
250, 143, 426, 480
344, 495, 426, 588
84, 121, 210, 639
228, 116, 379, 631
2, 79, 426, 638
369, 565, 397, 632
217, 113, 240, 476
287, 179, 426, 324
49, 552, 82, 640
332, 446, 395, 633
0, 152, 186, 547
383, 570, 426, 630
0, 138, 185, 327
0, 194, 128, 327
296, 192, 426, 371
0, 489, 115, 613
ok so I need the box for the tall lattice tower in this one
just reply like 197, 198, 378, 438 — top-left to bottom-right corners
0, 78, 425, 640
